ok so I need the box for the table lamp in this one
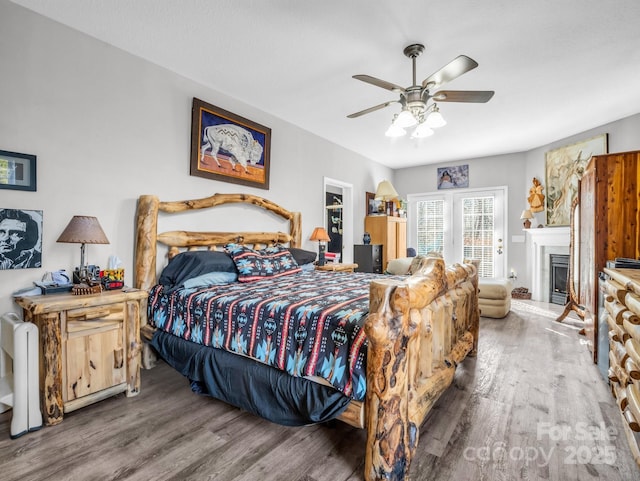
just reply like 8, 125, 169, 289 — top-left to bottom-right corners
375, 180, 399, 214
310, 227, 331, 266
520, 209, 534, 229
57, 215, 109, 283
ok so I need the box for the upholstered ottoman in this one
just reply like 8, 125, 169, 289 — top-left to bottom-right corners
478, 278, 512, 318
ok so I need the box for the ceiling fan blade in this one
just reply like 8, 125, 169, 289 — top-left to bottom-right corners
421, 55, 479, 90
353, 75, 405, 93
431, 90, 495, 103
347, 100, 398, 118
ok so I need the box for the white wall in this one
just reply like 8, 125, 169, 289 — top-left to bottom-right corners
395, 112, 640, 290
0, 0, 392, 316
3, 0, 640, 317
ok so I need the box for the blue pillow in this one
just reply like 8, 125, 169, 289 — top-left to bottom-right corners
183, 271, 238, 289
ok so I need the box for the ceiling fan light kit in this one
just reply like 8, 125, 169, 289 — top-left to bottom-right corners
349, 43, 494, 139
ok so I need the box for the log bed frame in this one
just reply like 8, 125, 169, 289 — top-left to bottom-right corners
134, 193, 480, 481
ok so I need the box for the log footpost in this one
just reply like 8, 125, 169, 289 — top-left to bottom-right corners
364, 281, 418, 481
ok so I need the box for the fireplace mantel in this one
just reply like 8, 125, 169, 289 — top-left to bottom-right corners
526, 227, 570, 301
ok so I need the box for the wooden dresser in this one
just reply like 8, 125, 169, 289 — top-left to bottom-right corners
579, 150, 640, 362
364, 215, 407, 269
602, 267, 640, 466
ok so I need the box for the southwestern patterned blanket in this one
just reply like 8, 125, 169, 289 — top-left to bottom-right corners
148, 270, 402, 401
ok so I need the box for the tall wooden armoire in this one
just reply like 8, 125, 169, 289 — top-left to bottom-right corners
364, 216, 407, 269
579, 150, 640, 362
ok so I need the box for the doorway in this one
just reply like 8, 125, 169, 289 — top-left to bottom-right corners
323, 177, 354, 263
408, 186, 507, 277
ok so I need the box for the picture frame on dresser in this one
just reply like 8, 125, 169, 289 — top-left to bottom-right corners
366, 191, 382, 215
0, 150, 37, 192
190, 97, 271, 190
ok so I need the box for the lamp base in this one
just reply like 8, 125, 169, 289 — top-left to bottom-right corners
523, 219, 531, 229
73, 265, 102, 284
318, 245, 326, 266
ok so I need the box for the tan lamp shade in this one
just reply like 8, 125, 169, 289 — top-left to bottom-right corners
520, 209, 534, 229
309, 227, 331, 242
57, 216, 110, 245
520, 209, 534, 220
57, 216, 110, 271
375, 180, 399, 201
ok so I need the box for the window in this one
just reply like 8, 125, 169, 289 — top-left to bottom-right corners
416, 199, 444, 255
410, 187, 506, 278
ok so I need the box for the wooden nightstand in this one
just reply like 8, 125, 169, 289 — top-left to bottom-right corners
315, 263, 359, 273
14, 288, 147, 426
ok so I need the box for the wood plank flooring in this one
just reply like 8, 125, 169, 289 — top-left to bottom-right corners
1, 300, 638, 480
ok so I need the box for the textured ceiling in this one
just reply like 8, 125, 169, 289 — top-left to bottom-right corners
10, 0, 640, 168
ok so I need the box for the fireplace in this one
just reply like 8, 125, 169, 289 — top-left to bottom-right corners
549, 253, 569, 305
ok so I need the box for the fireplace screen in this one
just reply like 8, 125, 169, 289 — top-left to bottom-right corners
550, 254, 569, 305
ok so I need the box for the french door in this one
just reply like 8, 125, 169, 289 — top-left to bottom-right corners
409, 187, 506, 278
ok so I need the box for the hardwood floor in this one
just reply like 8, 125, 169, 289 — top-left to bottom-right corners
1, 300, 637, 480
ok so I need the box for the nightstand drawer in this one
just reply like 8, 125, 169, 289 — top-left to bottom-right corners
67, 303, 125, 322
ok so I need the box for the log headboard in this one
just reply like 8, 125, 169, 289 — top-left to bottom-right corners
134, 193, 302, 291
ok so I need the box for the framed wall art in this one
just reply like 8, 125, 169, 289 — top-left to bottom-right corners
545, 133, 608, 226
0, 150, 37, 192
0, 208, 43, 269
437, 165, 468, 190
366, 191, 383, 215
190, 97, 271, 190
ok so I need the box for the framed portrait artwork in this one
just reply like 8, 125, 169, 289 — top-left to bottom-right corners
0, 208, 43, 269
0, 150, 37, 192
437, 165, 469, 190
545, 134, 608, 226
190, 97, 271, 190
366, 191, 383, 215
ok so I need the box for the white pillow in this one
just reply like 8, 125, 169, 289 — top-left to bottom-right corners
385, 257, 413, 275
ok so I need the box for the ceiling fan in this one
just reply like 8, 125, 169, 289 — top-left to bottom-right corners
347, 43, 494, 138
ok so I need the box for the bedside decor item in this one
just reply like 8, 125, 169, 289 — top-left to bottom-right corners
437, 165, 469, 189
309, 226, 331, 266
545, 133, 607, 226
0, 208, 43, 270
190, 97, 271, 190
363, 232, 371, 244
56, 216, 109, 284
520, 209, 534, 229
0, 150, 37, 192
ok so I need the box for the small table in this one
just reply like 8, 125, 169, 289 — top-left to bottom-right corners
14, 288, 147, 426
315, 263, 359, 273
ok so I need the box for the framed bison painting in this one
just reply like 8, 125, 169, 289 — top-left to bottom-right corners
190, 97, 271, 189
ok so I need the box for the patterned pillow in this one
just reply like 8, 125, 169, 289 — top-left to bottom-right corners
225, 243, 301, 282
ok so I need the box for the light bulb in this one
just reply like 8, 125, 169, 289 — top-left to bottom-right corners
411, 122, 434, 138
385, 123, 406, 137
394, 109, 417, 128
426, 108, 446, 128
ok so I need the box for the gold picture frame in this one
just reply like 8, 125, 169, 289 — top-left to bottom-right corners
190, 97, 271, 190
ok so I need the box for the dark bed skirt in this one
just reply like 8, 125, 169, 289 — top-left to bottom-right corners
150, 330, 351, 426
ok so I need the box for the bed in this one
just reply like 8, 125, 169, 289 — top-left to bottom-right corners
134, 193, 480, 481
